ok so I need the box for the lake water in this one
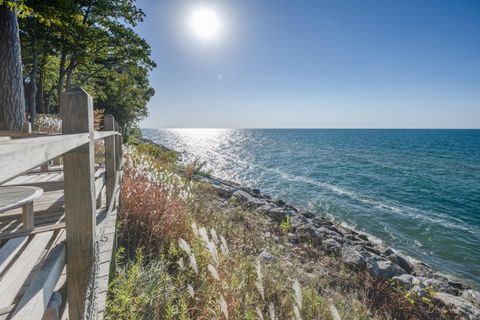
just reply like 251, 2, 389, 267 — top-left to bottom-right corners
142, 128, 480, 286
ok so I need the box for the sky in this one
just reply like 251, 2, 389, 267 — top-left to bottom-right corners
135, 0, 480, 129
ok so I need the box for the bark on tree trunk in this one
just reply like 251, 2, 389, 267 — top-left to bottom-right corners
66, 67, 73, 90
65, 59, 76, 91
45, 88, 54, 114
36, 45, 48, 114
57, 51, 66, 104
28, 41, 38, 125
0, 5, 26, 131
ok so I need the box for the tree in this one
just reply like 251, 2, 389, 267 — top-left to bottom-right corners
0, 1, 27, 131
18, 0, 156, 134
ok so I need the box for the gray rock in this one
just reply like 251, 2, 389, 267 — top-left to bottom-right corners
392, 274, 422, 289
435, 292, 480, 320
462, 290, 480, 306
367, 258, 405, 279
295, 224, 317, 239
422, 278, 460, 295
387, 253, 413, 273
266, 207, 295, 222
341, 245, 370, 270
290, 214, 309, 228
233, 190, 266, 208
377, 246, 395, 257
256, 204, 275, 214
410, 285, 428, 298
322, 238, 342, 253
300, 211, 316, 219
209, 182, 236, 198
358, 234, 369, 241
258, 249, 276, 263
364, 246, 382, 256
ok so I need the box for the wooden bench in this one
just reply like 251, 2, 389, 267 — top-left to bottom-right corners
0, 186, 43, 230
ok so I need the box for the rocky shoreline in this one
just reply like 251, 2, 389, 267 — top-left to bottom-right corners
141, 138, 480, 319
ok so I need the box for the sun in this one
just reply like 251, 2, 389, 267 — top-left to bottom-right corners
188, 6, 222, 42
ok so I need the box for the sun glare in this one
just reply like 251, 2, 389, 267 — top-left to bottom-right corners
189, 6, 222, 42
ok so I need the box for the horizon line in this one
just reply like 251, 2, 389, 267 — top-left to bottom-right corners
141, 127, 480, 130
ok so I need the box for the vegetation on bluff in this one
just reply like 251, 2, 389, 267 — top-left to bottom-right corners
107, 143, 457, 319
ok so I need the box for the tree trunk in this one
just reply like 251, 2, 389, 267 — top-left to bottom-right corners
36, 45, 48, 114
45, 88, 54, 114
57, 51, 66, 104
66, 67, 73, 90
65, 59, 76, 90
0, 5, 26, 131
28, 40, 38, 124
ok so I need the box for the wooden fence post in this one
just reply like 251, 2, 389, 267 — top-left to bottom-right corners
104, 114, 116, 207
60, 87, 96, 320
114, 121, 121, 166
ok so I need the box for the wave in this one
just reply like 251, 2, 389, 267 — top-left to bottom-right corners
251, 165, 480, 237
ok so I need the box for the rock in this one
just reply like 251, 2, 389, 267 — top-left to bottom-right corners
288, 233, 301, 244
300, 211, 316, 219
410, 285, 428, 298
233, 190, 266, 208
392, 274, 422, 289
387, 253, 413, 273
252, 188, 261, 194
276, 199, 285, 206
341, 245, 370, 270
367, 258, 405, 279
435, 292, 480, 320
378, 247, 395, 257
209, 182, 236, 198
448, 279, 468, 291
363, 246, 382, 256
295, 224, 317, 238
422, 278, 460, 295
463, 290, 480, 306
258, 249, 276, 263
358, 234, 369, 241
267, 207, 295, 222
322, 238, 342, 253
290, 214, 309, 228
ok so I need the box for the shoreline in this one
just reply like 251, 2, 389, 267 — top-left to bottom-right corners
141, 137, 480, 319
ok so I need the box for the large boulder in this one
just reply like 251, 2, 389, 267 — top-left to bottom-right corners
256, 204, 295, 222
233, 190, 266, 208
387, 253, 413, 273
435, 292, 480, 320
341, 245, 370, 270
366, 258, 405, 279
290, 213, 310, 228
422, 278, 457, 295
392, 274, 422, 289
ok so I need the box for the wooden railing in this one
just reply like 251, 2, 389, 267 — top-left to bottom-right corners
0, 87, 122, 319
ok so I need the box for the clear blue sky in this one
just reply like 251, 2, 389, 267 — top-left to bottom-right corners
135, 0, 480, 128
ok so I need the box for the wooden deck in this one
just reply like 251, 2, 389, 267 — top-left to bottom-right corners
0, 168, 118, 319
0, 88, 122, 320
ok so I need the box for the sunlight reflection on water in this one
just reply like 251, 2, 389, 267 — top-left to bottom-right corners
143, 128, 480, 285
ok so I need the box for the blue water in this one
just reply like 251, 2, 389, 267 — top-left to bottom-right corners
142, 129, 480, 286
